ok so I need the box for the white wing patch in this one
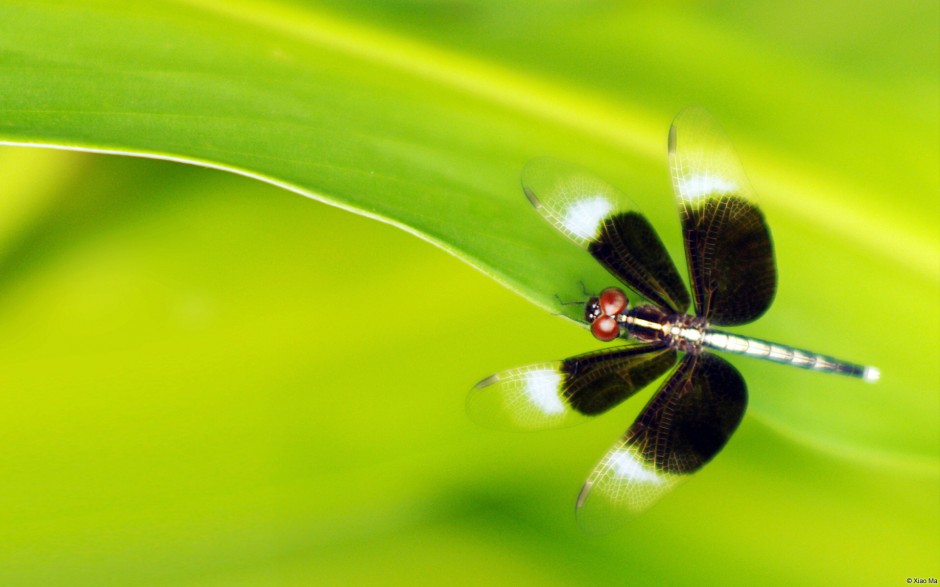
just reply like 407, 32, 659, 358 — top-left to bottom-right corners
677, 173, 736, 201
561, 195, 613, 240
608, 448, 665, 485
523, 368, 565, 415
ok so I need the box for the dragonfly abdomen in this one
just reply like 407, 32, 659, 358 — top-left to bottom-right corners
701, 329, 880, 382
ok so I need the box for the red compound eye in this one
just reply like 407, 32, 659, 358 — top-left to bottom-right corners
599, 287, 628, 316
591, 315, 620, 341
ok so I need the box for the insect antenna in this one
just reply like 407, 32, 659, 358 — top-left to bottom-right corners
554, 293, 587, 306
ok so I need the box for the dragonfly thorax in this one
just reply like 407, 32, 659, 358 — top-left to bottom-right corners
661, 313, 708, 353
620, 305, 708, 354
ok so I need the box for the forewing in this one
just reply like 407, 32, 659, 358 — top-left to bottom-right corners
523, 158, 690, 313
669, 108, 776, 325
576, 353, 747, 531
468, 343, 677, 431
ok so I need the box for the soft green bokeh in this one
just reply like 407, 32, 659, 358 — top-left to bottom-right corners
0, 1, 937, 586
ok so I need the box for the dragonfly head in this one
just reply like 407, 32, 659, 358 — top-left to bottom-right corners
586, 287, 629, 342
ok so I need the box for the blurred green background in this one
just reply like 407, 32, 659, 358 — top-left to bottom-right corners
0, 1, 937, 586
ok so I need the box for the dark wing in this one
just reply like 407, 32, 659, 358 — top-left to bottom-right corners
575, 353, 747, 531
669, 108, 776, 325
468, 342, 677, 430
523, 158, 690, 314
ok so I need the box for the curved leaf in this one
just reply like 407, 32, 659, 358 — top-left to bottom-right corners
0, 2, 938, 585
0, 1, 937, 465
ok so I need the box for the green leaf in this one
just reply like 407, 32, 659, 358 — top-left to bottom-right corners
0, 0, 937, 523
1, 2, 939, 582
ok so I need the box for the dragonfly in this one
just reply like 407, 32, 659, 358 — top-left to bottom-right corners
468, 107, 879, 530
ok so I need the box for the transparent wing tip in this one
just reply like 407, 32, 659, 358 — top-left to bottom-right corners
575, 479, 593, 510
574, 444, 685, 533
467, 365, 576, 431
473, 373, 501, 389
523, 184, 543, 209
522, 157, 556, 209
575, 480, 647, 535
668, 123, 678, 154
